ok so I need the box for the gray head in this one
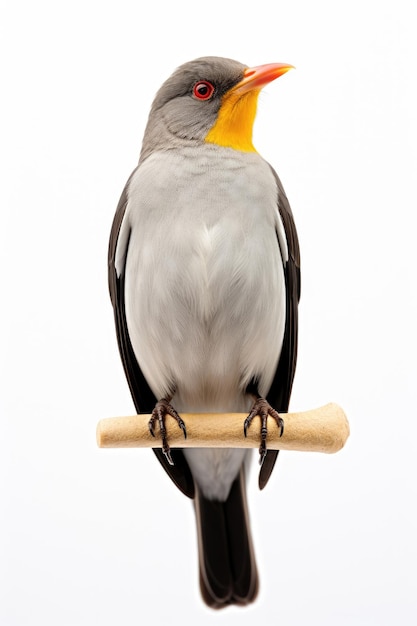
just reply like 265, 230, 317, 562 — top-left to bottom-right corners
139, 56, 293, 161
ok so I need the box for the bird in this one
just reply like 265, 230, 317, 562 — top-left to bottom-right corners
108, 56, 300, 609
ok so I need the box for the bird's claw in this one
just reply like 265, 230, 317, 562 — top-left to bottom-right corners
243, 398, 284, 465
148, 398, 186, 465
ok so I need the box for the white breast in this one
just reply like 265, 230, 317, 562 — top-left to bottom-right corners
118, 145, 287, 499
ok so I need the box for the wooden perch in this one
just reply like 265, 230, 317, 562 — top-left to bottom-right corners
97, 403, 349, 454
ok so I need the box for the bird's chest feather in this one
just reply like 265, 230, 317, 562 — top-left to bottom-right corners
123, 147, 286, 408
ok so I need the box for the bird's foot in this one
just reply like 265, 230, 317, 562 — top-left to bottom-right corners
244, 397, 284, 466
148, 398, 186, 466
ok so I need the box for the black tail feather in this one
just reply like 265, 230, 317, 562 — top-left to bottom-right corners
194, 468, 258, 609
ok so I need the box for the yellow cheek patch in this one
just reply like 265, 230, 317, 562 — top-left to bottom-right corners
205, 89, 260, 153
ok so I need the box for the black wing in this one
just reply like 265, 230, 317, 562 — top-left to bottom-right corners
259, 167, 301, 489
108, 170, 195, 498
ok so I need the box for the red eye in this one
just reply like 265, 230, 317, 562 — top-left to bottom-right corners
193, 81, 215, 100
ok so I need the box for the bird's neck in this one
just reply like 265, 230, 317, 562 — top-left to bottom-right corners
205, 90, 259, 153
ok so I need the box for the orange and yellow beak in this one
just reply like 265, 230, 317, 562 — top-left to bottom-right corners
232, 63, 294, 95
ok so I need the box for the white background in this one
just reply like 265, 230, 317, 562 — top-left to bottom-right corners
1, 1, 416, 624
